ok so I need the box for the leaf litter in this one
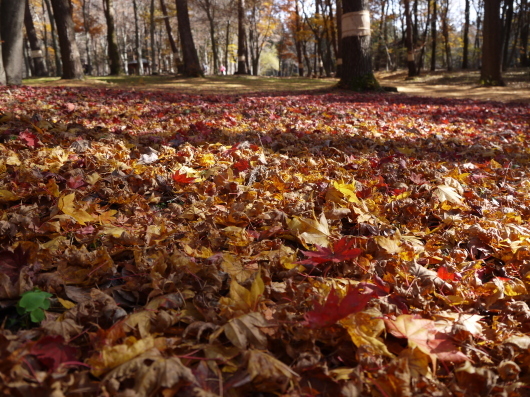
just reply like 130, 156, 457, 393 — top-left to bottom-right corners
0, 85, 529, 395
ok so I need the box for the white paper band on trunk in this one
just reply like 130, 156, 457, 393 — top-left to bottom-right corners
342, 11, 371, 38
238, 56, 246, 62
31, 50, 43, 58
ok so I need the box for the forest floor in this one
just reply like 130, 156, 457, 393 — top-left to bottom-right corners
24, 67, 530, 102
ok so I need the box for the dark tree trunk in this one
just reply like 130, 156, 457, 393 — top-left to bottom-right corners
50, 0, 83, 79
404, 0, 417, 77
335, 0, 343, 77
462, 0, 470, 68
294, 0, 304, 76
0, 1, 25, 84
441, 0, 452, 71
160, 0, 183, 74
520, 0, 529, 66
481, 0, 504, 85
103, 0, 122, 75
236, 0, 248, 74
339, 0, 378, 91
25, 0, 49, 77
133, 0, 144, 75
175, 0, 202, 77
150, 0, 157, 74
45, 0, 62, 76
430, 0, 437, 71
502, 0, 514, 70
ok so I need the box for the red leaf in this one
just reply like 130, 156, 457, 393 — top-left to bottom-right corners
30, 335, 79, 371
299, 237, 362, 266
233, 159, 250, 172
172, 171, 195, 184
305, 285, 374, 328
19, 130, 40, 148
437, 266, 456, 281
67, 175, 86, 189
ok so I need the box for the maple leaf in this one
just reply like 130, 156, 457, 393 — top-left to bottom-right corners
384, 315, 468, 364
172, 171, 195, 184
305, 285, 375, 328
19, 130, 40, 148
299, 237, 362, 266
30, 335, 79, 371
66, 175, 86, 189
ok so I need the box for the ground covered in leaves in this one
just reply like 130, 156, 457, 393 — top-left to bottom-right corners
0, 85, 530, 396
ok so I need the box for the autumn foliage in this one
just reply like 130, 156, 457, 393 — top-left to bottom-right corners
0, 84, 529, 395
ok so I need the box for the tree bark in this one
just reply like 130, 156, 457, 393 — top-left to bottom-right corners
45, 0, 62, 76
404, 0, 417, 77
160, 0, 183, 74
236, 0, 248, 74
430, 0, 437, 71
175, 0, 203, 76
519, 0, 529, 66
502, 0, 514, 70
0, 1, 25, 84
103, 0, 122, 75
335, 0, 343, 77
462, 0, 470, 68
133, 0, 144, 75
339, 0, 378, 91
25, 0, 49, 77
150, 0, 158, 74
481, 0, 504, 85
294, 0, 304, 76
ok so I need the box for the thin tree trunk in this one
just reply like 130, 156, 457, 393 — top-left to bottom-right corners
133, 0, 144, 75
502, 0, 514, 70
336, 0, 343, 77
103, 0, 122, 75
150, 0, 158, 74
160, 0, 183, 74
236, 0, 248, 74
430, 0, 437, 71
45, 0, 62, 76
25, 0, 49, 76
441, 0, 452, 71
294, 0, 304, 76
462, 0, 470, 68
404, 0, 417, 76
519, 0, 529, 66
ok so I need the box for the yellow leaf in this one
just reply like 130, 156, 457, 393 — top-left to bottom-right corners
57, 297, 76, 309
88, 336, 155, 377
340, 308, 393, 357
46, 178, 60, 198
433, 185, 463, 204
375, 236, 402, 254
287, 213, 330, 248
0, 189, 20, 202
219, 271, 264, 317
98, 209, 117, 224
58, 193, 95, 225
326, 181, 361, 204
86, 172, 101, 185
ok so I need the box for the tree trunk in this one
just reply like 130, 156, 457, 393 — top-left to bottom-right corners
520, 0, 529, 66
430, 0, 437, 71
160, 0, 183, 74
236, 0, 248, 74
0, 1, 25, 84
404, 0, 417, 77
25, 0, 49, 77
502, 0, 514, 70
441, 0, 452, 71
294, 0, 304, 76
150, 0, 158, 74
50, 0, 83, 79
481, 0, 504, 85
133, 0, 144, 75
339, 0, 378, 91
45, 0, 62, 76
175, 0, 202, 76
103, 0, 122, 75
336, 0, 343, 77
462, 0, 470, 68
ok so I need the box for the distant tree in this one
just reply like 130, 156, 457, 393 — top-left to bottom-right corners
175, 0, 203, 76
404, 0, 418, 77
236, 0, 249, 74
0, 1, 25, 84
481, 0, 504, 85
25, 0, 49, 77
50, 0, 84, 79
103, 0, 122, 75
462, 0, 470, 68
195, 0, 220, 74
339, 0, 379, 91
430, 0, 437, 71
160, 0, 184, 74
